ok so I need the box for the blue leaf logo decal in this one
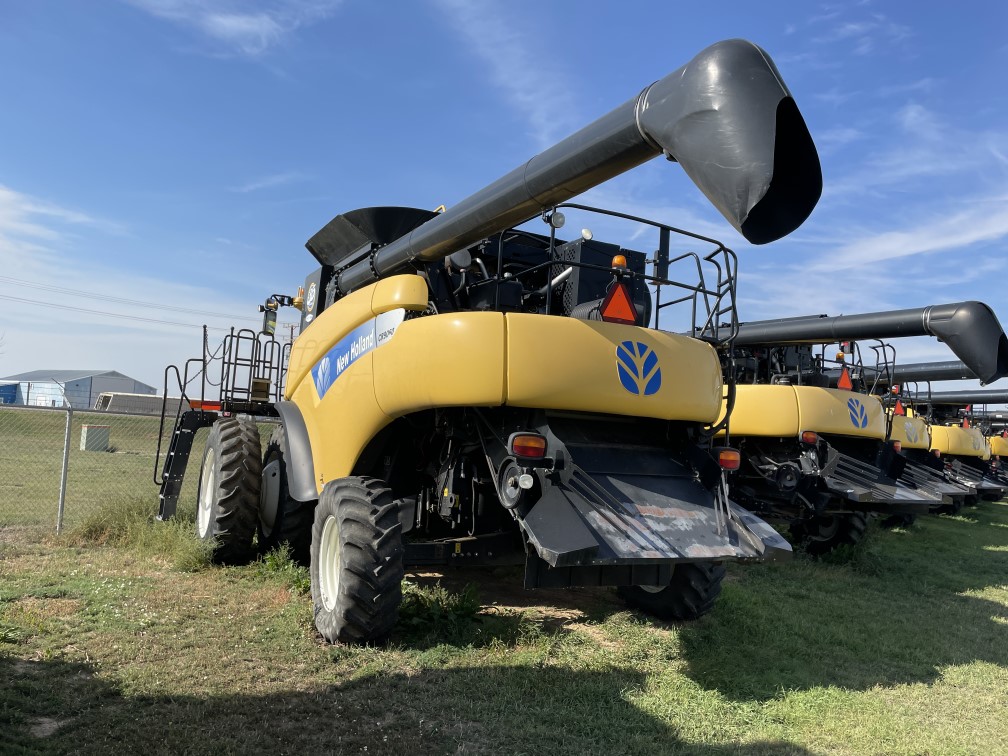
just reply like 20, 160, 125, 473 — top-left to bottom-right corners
616, 341, 662, 396
847, 397, 869, 429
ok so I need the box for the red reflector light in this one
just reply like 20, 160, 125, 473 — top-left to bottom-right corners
800, 431, 818, 445
510, 433, 547, 459
893, 440, 902, 453
837, 366, 853, 391
600, 282, 637, 325
717, 449, 741, 471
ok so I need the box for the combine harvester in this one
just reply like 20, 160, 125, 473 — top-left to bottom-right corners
913, 386, 1008, 502
156, 39, 825, 643
715, 301, 1007, 550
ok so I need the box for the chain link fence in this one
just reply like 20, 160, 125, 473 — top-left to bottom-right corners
0, 404, 277, 539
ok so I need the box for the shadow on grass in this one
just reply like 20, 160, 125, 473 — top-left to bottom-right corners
677, 501, 1008, 701
0, 654, 814, 756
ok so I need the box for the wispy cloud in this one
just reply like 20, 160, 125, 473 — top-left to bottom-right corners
230, 171, 306, 193
807, 197, 1008, 272
0, 185, 263, 385
125, 0, 341, 55
432, 0, 579, 147
0, 185, 127, 243
810, 11, 913, 54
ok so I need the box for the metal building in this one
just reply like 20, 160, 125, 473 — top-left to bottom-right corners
0, 370, 156, 409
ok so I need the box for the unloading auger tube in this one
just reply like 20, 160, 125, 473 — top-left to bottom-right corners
333, 38, 821, 297
727, 301, 1008, 384
921, 390, 1008, 406
887, 360, 979, 383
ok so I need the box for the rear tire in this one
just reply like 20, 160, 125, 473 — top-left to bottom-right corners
196, 417, 261, 565
258, 426, 315, 564
310, 477, 404, 644
617, 562, 726, 621
880, 513, 916, 529
791, 512, 868, 556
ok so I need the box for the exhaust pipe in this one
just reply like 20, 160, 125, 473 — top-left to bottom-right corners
731, 302, 1008, 384
335, 39, 821, 295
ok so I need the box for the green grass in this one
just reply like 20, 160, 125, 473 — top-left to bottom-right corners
1, 499, 1006, 754
0, 407, 277, 532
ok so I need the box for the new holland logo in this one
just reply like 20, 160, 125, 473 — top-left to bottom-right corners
616, 340, 662, 396
847, 397, 869, 429
904, 420, 919, 444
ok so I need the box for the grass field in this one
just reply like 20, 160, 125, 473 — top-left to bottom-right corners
0, 407, 277, 532
1, 494, 1006, 754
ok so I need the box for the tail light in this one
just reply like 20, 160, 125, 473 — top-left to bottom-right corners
893, 440, 902, 453
509, 433, 547, 460
800, 430, 818, 445
717, 448, 741, 470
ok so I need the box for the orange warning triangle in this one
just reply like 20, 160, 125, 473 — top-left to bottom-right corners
894, 399, 905, 416
837, 366, 853, 390
963, 417, 970, 429
600, 282, 637, 325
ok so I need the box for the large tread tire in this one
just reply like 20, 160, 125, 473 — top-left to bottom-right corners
258, 425, 316, 565
196, 417, 261, 565
791, 512, 868, 556
617, 562, 726, 622
310, 477, 404, 644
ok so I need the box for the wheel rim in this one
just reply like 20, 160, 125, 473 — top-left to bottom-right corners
639, 584, 666, 594
197, 448, 216, 538
319, 515, 341, 612
810, 516, 841, 542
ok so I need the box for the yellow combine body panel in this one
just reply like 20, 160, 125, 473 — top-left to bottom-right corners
724, 385, 885, 440
285, 276, 722, 493
990, 435, 1008, 457
930, 425, 987, 458
889, 414, 930, 450
504, 314, 721, 422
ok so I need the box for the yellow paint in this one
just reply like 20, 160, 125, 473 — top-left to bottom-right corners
723, 385, 800, 437
889, 414, 930, 450
721, 386, 885, 440
990, 435, 1008, 457
285, 275, 428, 399
373, 312, 506, 415
795, 387, 885, 440
290, 350, 390, 490
505, 314, 722, 423
930, 425, 987, 458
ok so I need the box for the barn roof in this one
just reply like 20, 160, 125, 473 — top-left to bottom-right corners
0, 369, 129, 382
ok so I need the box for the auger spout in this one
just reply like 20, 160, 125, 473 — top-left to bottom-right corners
331, 39, 821, 296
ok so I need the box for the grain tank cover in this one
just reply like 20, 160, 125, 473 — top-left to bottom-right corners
306, 206, 438, 268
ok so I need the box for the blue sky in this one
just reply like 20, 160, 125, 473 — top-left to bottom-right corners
1, 0, 1006, 402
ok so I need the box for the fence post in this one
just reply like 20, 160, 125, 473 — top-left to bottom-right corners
56, 406, 72, 534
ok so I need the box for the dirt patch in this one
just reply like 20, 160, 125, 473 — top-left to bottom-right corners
7, 596, 83, 622
406, 568, 620, 623
566, 621, 622, 651
29, 717, 69, 738
249, 585, 293, 610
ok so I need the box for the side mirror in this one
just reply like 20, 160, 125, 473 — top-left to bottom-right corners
262, 307, 277, 336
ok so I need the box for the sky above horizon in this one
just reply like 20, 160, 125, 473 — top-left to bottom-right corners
1, 1, 1006, 404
